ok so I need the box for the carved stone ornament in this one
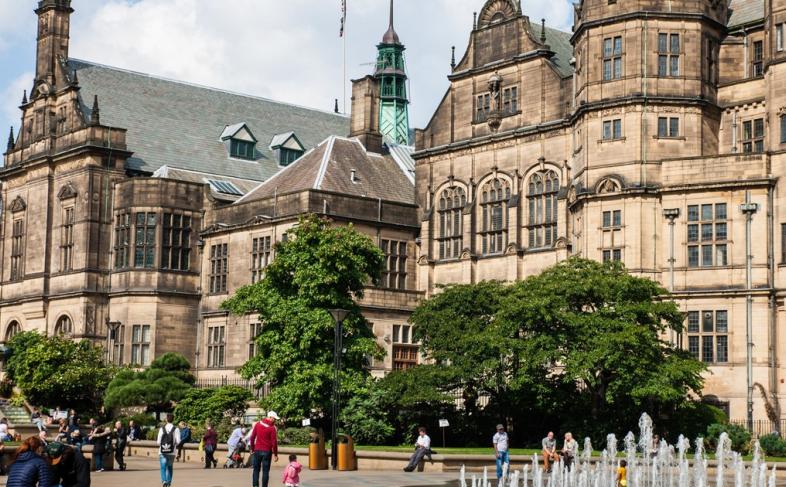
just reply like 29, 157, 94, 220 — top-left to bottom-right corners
486, 72, 503, 132
567, 186, 578, 204
84, 305, 95, 336
597, 178, 620, 194
478, 0, 518, 28
778, 106, 786, 117
57, 182, 78, 200
9, 195, 26, 213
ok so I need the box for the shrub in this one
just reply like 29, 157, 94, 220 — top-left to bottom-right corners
759, 433, 786, 457
174, 386, 252, 426
278, 427, 315, 446
705, 423, 752, 454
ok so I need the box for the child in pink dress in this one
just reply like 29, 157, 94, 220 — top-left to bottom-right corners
282, 454, 302, 487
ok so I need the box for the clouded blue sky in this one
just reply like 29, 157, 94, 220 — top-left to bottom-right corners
1, 0, 573, 138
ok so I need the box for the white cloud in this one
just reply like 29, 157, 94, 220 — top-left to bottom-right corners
2, 0, 574, 131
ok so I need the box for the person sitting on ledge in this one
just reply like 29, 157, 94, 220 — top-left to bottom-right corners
542, 431, 559, 473
403, 427, 432, 472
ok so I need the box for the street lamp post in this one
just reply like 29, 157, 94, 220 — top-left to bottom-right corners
741, 193, 759, 432
328, 308, 349, 470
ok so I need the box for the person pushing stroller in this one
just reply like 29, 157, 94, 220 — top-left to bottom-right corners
224, 425, 247, 469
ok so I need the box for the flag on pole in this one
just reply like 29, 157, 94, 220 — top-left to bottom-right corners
340, 0, 346, 37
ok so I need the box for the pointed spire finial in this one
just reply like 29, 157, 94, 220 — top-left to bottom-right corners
90, 95, 100, 125
381, 0, 400, 44
541, 19, 547, 44
6, 127, 14, 153
22, 90, 27, 105
334, 98, 340, 114
389, 0, 394, 29
451, 46, 456, 70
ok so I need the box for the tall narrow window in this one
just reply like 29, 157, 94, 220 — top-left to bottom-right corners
248, 323, 263, 359
4, 321, 21, 342
437, 187, 466, 260
381, 239, 407, 289
161, 213, 191, 271
782, 223, 786, 263
207, 326, 226, 368
251, 236, 272, 283
686, 310, 728, 363
10, 219, 24, 281
209, 243, 229, 294
753, 41, 764, 77
480, 178, 511, 255
742, 119, 765, 153
777, 24, 784, 52
503, 86, 518, 114
528, 171, 560, 248
113, 324, 125, 365
780, 115, 786, 145
114, 212, 130, 269
687, 203, 728, 268
134, 212, 156, 268
131, 324, 151, 366
476, 94, 491, 122
658, 33, 680, 77
601, 210, 623, 263
603, 36, 623, 80
61, 207, 74, 272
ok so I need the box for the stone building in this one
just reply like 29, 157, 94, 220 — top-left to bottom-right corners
414, 0, 786, 421
5, 0, 786, 423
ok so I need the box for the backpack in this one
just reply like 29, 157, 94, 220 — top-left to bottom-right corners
160, 425, 175, 455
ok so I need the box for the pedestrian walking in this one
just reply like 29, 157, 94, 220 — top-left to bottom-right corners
281, 454, 302, 487
403, 427, 432, 472
249, 411, 280, 487
493, 424, 510, 483
47, 441, 91, 487
6, 436, 52, 487
202, 424, 218, 469
112, 422, 127, 471
88, 427, 109, 472
175, 422, 191, 463
156, 414, 181, 487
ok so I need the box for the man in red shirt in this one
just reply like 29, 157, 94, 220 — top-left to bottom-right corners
249, 411, 280, 487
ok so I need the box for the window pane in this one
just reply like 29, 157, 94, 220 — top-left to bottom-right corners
701, 204, 713, 221
715, 223, 727, 240
715, 203, 727, 220
702, 311, 714, 332
754, 119, 765, 138
702, 336, 714, 363
670, 34, 680, 54
670, 56, 679, 76
613, 211, 622, 227
603, 250, 611, 263
658, 56, 668, 77
603, 121, 612, 139
716, 311, 728, 333
702, 245, 713, 266
603, 211, 611, 228
716, 244, 728, 266
716, 336, 728, 363
614, 37, 622, 55
604, 38, 612, 57
688, 224, 699, 242
688, 205, 699, 222
688, 246, 699, 267
701, 224, 713, 242
613, 120, 622, 138
658, 117, 668, 137
688, 336, 700, 359
687, 311, 700, 333
670, 118, 679, 137
658, 34, 668, 53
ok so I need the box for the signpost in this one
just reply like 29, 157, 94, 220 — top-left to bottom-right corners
438, 419, 449, 448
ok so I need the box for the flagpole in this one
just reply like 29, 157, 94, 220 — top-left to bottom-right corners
343, 3, 347, 114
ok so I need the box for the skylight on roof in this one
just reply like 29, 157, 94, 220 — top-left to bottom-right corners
207, 179, 243, 196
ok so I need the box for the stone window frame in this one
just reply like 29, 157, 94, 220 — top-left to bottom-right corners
54, 315, 73, 336
475, 93, 491, 122
601, 210, 623, 263
61, 206, 75, 272
437, 186, 466, 260
113, 324, 126, 365
657, 32, 681, 77
10, 219, 24, 281
130, 324, 151, 366
161, 212, 192, 272
502, 85, 519, 115
527, 171, 560, 249
4, 321, 21, 342
114, 212, 131, 269
478, 177, 511, 256
752, 40, 764, 77
780, 114, 786, 145
248, 322, 263, 359
687, 203, 728, 268
656, 116, 681, 139
777, 24, 784, 53
250, 235, 272, 284
741, 118, 765, 154
133, 212, 157, 269
208, 243, 229, 295
602, 35, 623, 81
392, 324, 418, 371
601, 118, 623, 141
686, 310, 729, 364
380, 239, 408, 290
207, 325, 226, 368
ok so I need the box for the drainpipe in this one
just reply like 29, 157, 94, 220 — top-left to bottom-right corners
767, 185, 779, 428
744, 29, 750, 78
732, 111, 739, 153
663, 209, 680, 345
741, 192, 759, 430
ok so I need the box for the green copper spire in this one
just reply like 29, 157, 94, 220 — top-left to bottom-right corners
375, 0, 410, 145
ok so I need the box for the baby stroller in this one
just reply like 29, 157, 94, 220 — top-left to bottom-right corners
224, 442, 247, 469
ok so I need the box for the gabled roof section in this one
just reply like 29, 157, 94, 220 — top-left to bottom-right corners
68, 59, 349, 181
270, 132, 304, 151
220, 123, 257, 142
238, 136, 414, 205
727, 0, 764, 29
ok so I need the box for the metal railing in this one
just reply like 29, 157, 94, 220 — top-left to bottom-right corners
730, 419, 786, 438
193, 378, 270, 398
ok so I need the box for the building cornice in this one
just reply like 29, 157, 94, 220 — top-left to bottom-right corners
571, 11, 728, 43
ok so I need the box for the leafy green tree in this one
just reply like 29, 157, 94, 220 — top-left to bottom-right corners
5, 332, 112, 412
222, 215, 384, 420
174, 386, 252, 426
497, 258, 706, 435
104, 352, 195, 413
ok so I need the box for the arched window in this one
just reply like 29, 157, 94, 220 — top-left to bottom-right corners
527, 171, 560, 248
54, 315, 73, 336
480, 178, 511, 255
437, 186, 466, 260
5, 321, 21, 342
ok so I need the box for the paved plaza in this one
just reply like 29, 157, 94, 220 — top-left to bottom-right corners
0, 456, 457, 487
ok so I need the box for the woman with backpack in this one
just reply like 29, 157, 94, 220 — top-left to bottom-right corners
157, 414, 181, 487
202, 423, 218, 469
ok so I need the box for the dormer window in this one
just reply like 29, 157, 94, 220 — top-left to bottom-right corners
220, 123, 258, 161
270, 132, 305, 167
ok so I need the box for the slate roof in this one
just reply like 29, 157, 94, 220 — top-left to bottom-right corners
238, 136, 415, 205
727, 0, 764, 28
67, 59, 350, 181
540, 26, 574, 78
152, 166, 259, 202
